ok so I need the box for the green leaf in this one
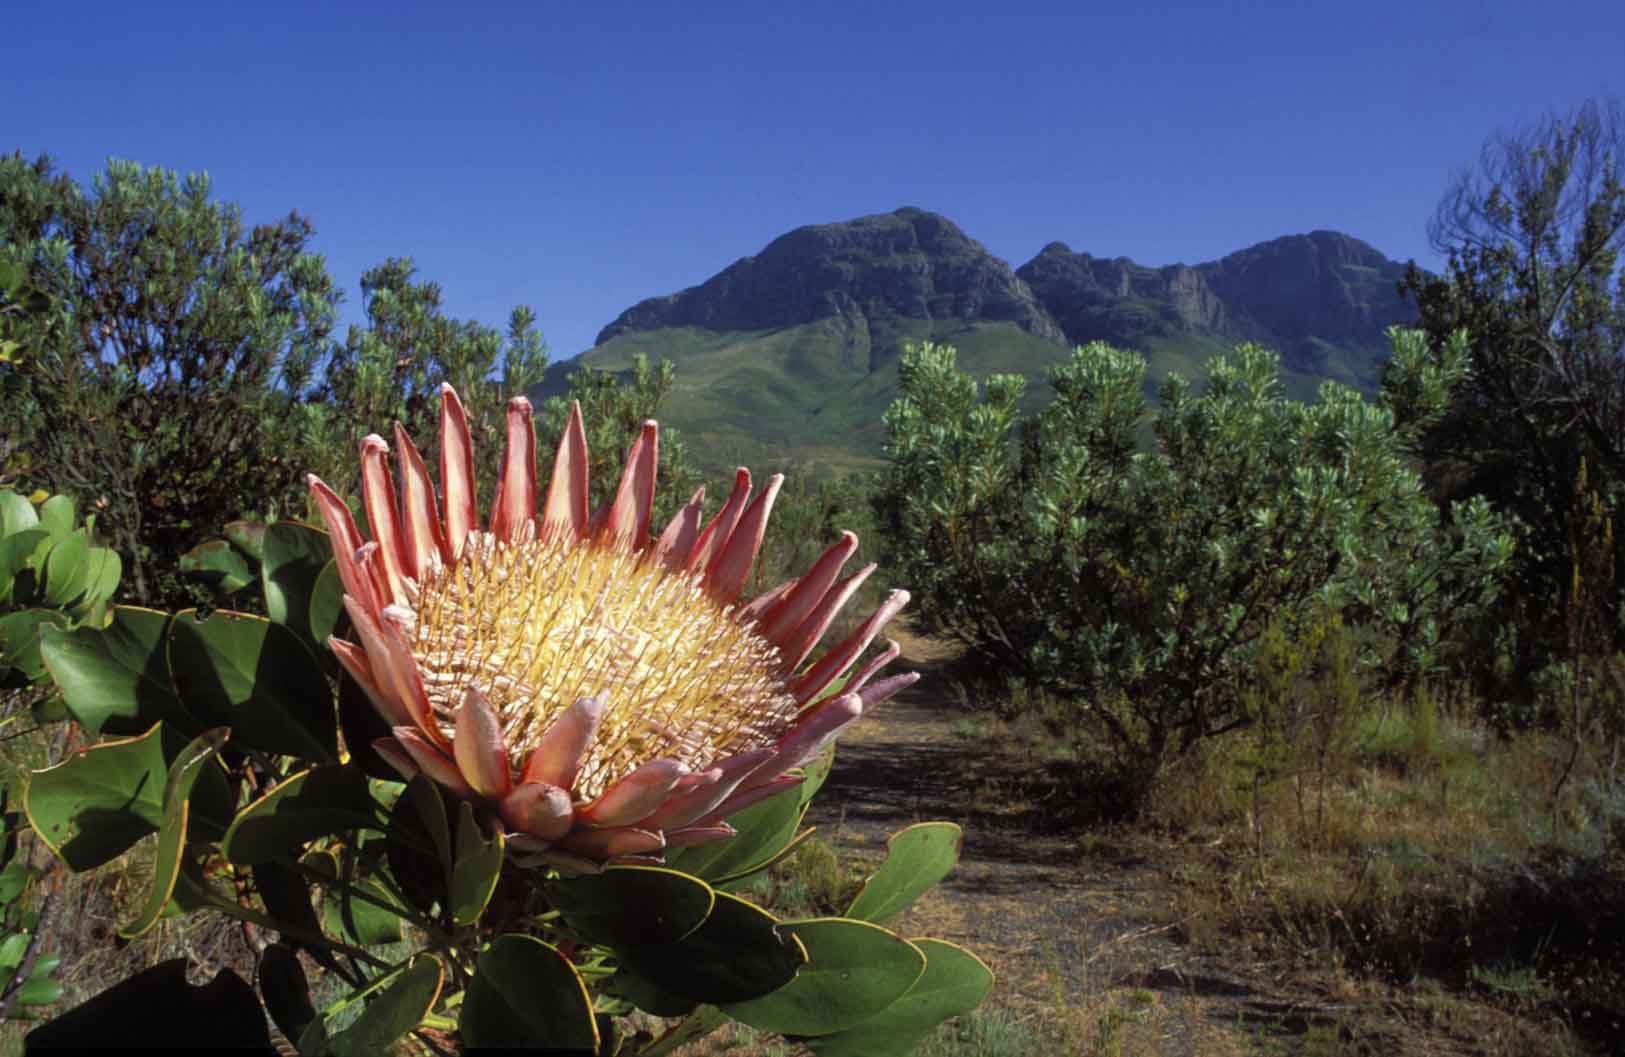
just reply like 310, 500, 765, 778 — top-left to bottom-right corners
178, 539, 255, 594
449, 801, 504, 926
41, 532, 88, 608
0, 528, 50, 605
166, 609, 337, 760
0, 610, 66, 683
24, 724, 167, 870
461, 935, 599, 1052
220, 765, 380, 865
799, 746, 836, 802
384, 778, 451, 916
610, 967, 699, 1018
545, 865, 714, 948
843, 822, 962, 924
307, 560, 342, 646
616, 891, 806, 1004
0, 932, 26, 970
325, 955, 443, 1057
39, 607, 189, 735
119, 728, 230, 939
666, 772, 808, 883
15, 975, 63, 1007
223, 519, 266, 562
251, 861, 323, 943
805, 939, 995, 1057
257, 943, 315, 1044
260, 520, 332, 649
324, 879, 404, 946
22, 961, 272, 1050
80, 546, 121, 611
0, 491, 38, 536
722, 918, 926, 1037
35, 495, 74, 539
409, 775, 453, 888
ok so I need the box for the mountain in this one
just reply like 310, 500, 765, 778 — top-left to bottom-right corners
1017, 230, 1414, 390
544, 209, 1419, 473
597, 206, 1064, 352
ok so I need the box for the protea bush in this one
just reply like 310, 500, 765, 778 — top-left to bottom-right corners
12, 393, 991, 1054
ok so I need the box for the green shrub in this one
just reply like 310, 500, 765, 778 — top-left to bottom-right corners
874, 334, 1513, 790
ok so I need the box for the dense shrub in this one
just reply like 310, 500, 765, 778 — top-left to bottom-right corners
874, 333, 1513, 784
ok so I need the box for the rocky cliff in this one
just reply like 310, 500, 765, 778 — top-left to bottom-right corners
596, 207, 1065, 346
1016, 230, 1415, 377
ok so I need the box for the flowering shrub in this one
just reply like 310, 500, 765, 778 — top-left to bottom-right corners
15, 402, 989, 1053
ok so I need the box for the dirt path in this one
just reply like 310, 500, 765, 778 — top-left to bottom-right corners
801, 632, 1370, 1056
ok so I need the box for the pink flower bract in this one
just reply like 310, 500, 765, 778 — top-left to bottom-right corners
306, 386, 915, 870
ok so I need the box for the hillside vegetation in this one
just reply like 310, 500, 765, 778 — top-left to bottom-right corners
547, 208, 1419, 471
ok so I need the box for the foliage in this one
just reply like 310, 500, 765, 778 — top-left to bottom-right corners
874, 336, 1513, 785
0, 155, 341, 607
0, 156, 545, 613
537, 352, 697, 529
0, 489, 122, 725
1399, 97, 1625, 670
310, 257, 548, 499
11, 506, 986, 1053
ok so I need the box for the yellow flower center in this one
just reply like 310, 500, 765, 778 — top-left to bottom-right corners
405, 529, 798, 798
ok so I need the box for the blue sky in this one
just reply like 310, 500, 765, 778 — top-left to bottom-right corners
5, 1, 1622, 359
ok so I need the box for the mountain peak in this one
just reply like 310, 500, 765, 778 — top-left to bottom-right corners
1016, 230, 1416, 376
595, 207, 1064, 346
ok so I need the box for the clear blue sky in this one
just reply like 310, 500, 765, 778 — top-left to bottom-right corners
5, 1, 1622, 359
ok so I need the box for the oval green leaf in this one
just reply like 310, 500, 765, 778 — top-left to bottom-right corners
41, 532, 88, 607
843, 822, 963, 924
261, 520, 332, 650
252, 860, 323, 942
221, 765, 381, 865
24, 723, 167, 870
119, 728, 230, 938
35, 494, 74, 539
307, 559, 342, 646
450, 801, 504, 926
324, 879, 405, 946
385, 778, 451, 916
326, 955, 444, 1057
616, 891, 806, 1004
461, 935, 599, 1052
167, 608, 337, 760
805, 938, 995, 1056
545, 865, 715, 948
81, 546, 122, 609
666, 772, 808, 882
39, 607, 189, 735
258, 943, 316, 1043
0, 491, 39, 536
223, 519, 266, 562
610, 966, 699, 1018
722, 917, 927, 1037
178, 538, 256, 594
0, 609, 66, 683
0, 528, 50, 606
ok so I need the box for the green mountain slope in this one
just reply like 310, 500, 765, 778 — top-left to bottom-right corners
538, 210, 1420, 473
542, 319, 1068, 473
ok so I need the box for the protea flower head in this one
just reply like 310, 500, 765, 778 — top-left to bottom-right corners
306, 386, 915, 871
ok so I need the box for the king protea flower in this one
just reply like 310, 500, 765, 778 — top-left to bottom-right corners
306, 385, 915, 870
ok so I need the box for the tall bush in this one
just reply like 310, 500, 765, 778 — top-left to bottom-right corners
875, 335, 1513, 783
